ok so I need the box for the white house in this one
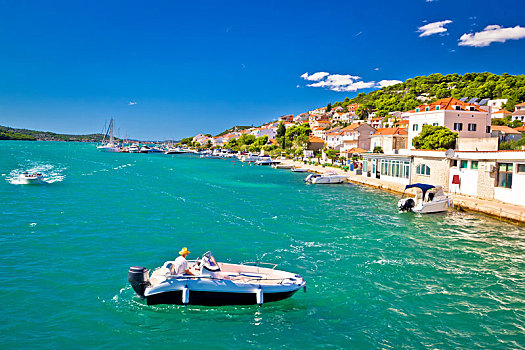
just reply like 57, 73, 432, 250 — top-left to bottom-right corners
251, 127, 277, 139
511, 102, 525, 122
407, 97, 491, 149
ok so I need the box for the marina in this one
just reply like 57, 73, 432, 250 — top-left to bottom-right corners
1, 141, 524, 348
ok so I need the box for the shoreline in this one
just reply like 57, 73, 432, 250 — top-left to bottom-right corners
277, 158, 525, 225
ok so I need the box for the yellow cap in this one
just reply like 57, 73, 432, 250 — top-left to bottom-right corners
179, 247, 190, 255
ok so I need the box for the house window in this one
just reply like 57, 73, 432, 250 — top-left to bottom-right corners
468, 123, 477, 131
517, 164, 525, 173
486, 126, 491, 133
416, 164, 431, 176
451, 160, 458, 167
460, 160, 468, 169
470, 106, 476, 111
425, 107, 429, 111
455, 106, 461, 110
413, 124, 419, 131
432, 123, 439, 126
471, 161, 479, 170
497, 163, 513, 189
416, 108, 420, 112
436, 106, 440, 111
453, 123, 463, 131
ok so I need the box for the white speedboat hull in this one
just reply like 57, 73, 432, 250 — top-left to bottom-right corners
97, 144, 120, 152
413, 197, 452, 214
129, 254, 306, 306
19, 175, 44, 184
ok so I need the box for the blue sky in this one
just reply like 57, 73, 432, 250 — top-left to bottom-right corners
0, 0, 524, 140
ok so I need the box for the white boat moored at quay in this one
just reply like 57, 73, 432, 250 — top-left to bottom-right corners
398, 183, 452, 214
128, 251, 306, 306
291, 167, 309, 172
304, 172, 347, 184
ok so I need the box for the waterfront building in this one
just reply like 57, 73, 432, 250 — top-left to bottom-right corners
325, 131, 344, 150
308, 135, 325, 151
341, 123, 376, 152
369, 128, 408, 153
362, 153, 412, 185
407, 97, 491, 149
361, 149, 525, 207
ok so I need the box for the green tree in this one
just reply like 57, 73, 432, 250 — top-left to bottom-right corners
326, 102, 332, 112
373, 146, 384, 153
412, 125, 458, 150
325, 148, 339, 165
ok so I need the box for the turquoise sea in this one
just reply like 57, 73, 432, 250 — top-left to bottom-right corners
1, 141, 524, 349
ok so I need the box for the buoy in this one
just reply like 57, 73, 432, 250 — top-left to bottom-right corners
182, 286, 189, 305
256, 288, 263, 306
303, 285, 307, 293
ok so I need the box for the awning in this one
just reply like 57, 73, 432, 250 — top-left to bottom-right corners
404, 183, 435, 197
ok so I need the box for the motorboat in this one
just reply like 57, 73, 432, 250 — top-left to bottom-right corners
140, 145, 152, 153
291, 167, 309, 173
272, 164, 293, 169
128, 251, 306, 306
255, 157, 280, 166
97, 118, 121, 152
149, 147, 165, 153
239, 153, 261, 163
19, 172, 44, 184
304, 172, 347, 184
128, 144, 140, 153
164, 147, 185, 154
398, 183, 452, 214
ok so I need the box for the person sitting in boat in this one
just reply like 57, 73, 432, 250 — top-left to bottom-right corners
170, 247, 196, 276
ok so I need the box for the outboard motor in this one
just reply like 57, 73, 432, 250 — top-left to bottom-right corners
398, 198, 415, 212
128, 266, 150, 298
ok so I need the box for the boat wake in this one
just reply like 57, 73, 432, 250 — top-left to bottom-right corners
6, 163, 66, 184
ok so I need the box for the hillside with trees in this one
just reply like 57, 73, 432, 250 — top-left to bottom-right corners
0, 125, 105, 142
332, 72, 525, 118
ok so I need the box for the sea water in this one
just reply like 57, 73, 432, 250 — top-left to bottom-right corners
1, 141, 524, 349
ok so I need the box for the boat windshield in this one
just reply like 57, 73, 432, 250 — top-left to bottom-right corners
201, 251, 220, 271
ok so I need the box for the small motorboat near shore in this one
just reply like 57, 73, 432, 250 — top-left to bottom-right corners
398, 183, 452, 214
291, 167, 309, 173
128, 251, 306, 306
19, 172, 44, 184
304, 172, 347, 184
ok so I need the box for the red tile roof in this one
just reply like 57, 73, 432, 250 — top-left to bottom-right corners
414, 97, 485, 112
374, 128, 408, 136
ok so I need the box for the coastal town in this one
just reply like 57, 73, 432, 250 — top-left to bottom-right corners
183, 97, 525, 223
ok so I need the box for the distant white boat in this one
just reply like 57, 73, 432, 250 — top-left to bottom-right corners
398, 184, 452, 214
239, 153, 261, 162
128, 144, 140, 153
291, 167, 309, 173
272, 164, 293, 169
97, 118, 121, 152
19, 172, 44, 184
140, 145, 152, 153
164, 147, 185, 154
304, 172, 347, 184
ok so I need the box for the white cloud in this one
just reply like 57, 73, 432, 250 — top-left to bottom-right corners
377, 80, 403, 88
300, 72, 329, 81
458, 25, 525, 47
300, 72, 401, 92
128, 101, 137, 105
417, 20, 452, 37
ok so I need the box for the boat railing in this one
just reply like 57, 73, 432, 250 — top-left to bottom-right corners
165, 274, 296, 285
240, 262, 278, 270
